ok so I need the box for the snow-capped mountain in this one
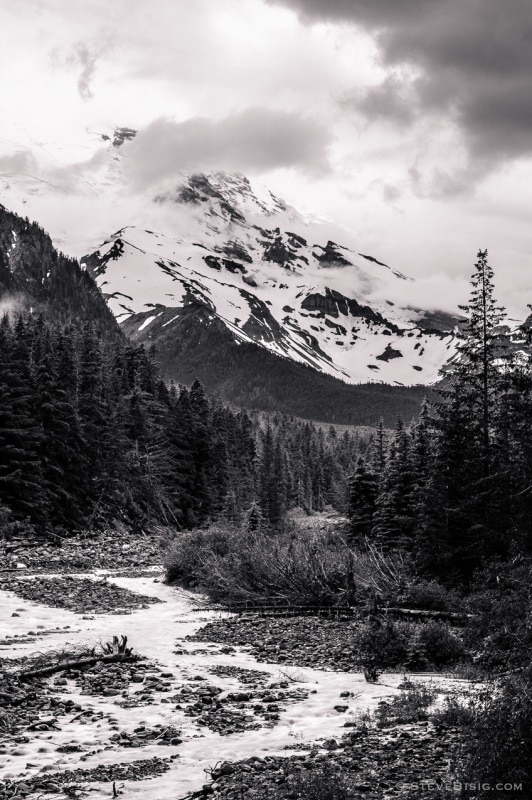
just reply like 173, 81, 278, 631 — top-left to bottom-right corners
82, 172, 460, 387
3, 122, 531, 424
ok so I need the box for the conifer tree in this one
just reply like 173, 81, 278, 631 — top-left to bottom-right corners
0, 319, 45, 527
258, 423, 279, 524
433, 250, 511, 577
372, 419, 416, 549
348, 456, 379, 544
453, 249, 507, 457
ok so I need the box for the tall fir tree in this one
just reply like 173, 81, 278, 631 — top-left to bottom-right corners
431, 250, 512, 578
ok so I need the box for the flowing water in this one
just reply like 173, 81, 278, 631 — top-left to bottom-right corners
1, 571, 444, 799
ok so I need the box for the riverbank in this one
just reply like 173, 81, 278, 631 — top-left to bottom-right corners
0, 535, 471, 800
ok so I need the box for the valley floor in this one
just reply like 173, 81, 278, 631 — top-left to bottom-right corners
1, 533, 469, 800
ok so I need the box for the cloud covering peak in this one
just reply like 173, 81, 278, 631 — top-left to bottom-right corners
122, 109, 331, 188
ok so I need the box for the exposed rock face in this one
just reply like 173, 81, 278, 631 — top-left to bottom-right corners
112, 127, 137, 147
263, 235, 297, 267
220, 240, 253, 263
313, 240, 352, 267
171, 174, 246, 224
301, 288, 393, 328
376, 344, 403, 362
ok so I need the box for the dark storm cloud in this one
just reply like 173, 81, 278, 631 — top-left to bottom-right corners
347, 75, 417, 126
266, 0, 440, 26
268, 0, 532, 172
123, 109, 331, 188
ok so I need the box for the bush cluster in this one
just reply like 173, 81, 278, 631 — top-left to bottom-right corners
164, 521, 354, 606
164, 520, 411, 607
350, 618, 466, 671
373, 685, 436, 728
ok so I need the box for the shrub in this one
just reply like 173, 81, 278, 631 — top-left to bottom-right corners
284, 761, 352, 800
418, 621, 466, 666
458, 667, 532, 798
245, 761, 353, 800
400, 580, 462, 612
431, 695, 475, 728
404, 627, 429, 671
355, 619, 409, 668
0, 501, 14, 537
373, 685, 436, 728
164, 525, 233, 588
465, 557, 532, 672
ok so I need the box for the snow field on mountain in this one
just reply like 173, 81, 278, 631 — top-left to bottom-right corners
1, 139, 462, 387
89, 217, 456, 386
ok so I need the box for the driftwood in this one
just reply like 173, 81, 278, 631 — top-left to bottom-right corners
198, 602, 472, 625
237, 606, 353, 619
26, 717, 60, 731
17, 651, 140, 682
195, 603, 354, 617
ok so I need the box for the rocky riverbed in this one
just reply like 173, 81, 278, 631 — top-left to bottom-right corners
189, 615, 368, 672
0, 534, 471, 800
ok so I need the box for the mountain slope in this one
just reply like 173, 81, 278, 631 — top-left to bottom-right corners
83, 172, 459, 389
122, 300, 433, 425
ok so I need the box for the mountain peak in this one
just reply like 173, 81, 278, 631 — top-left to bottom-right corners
82, 171, 462, 387
154, 171, 290, 226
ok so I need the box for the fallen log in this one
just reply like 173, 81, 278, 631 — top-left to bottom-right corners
192, 600, 474, 627
196, 602, 472, 624
382, 607, 473, 623
17, 652, 141, 682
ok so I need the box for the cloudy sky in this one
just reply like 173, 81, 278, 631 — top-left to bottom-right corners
1, 0, 532, 316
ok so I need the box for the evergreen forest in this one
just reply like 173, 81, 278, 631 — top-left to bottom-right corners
0, 313, 366, 538
349, 250, 532, 583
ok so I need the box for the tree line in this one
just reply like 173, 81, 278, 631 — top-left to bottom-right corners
0, 313, 366, 539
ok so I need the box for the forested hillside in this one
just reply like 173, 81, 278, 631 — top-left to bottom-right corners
124, 302, 432, 427
0, 206, 117, 331
0, 313, 367, 539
